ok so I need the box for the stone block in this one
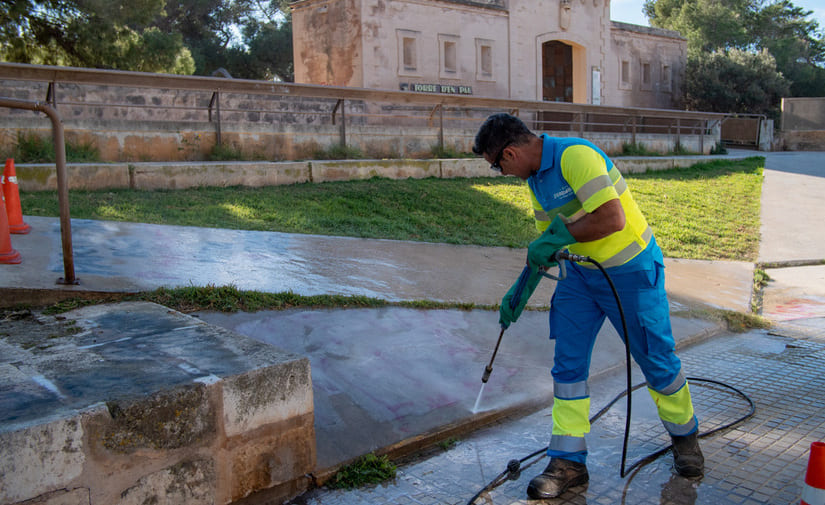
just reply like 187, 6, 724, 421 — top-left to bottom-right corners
439, 158, 499, 178
131, 162, 310, 190
115, 460, 215, 505
222, 362, 313, 438
0, 417, 85, 503
311, 159, 439, 182
1, 302, 316, 505
221, 415, 316, 502
17, 164, 130, 191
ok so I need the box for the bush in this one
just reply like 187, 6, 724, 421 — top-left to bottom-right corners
12, 133, 100, 163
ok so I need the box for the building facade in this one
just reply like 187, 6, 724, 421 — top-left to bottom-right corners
291, 0, 686, 109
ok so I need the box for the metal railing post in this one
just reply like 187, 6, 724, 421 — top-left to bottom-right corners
0, 97, 76, 285
332, 99, 346, 147
209, 91, 222, 147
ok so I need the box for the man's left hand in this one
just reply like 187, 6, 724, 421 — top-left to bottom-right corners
527, 215, 576, 268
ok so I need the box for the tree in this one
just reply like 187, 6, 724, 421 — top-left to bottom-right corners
686, 48, 790, 117
644, 0, 825, 100
0, 0, 195, 74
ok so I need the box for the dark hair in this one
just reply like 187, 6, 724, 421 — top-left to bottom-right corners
472, 113, 535, 157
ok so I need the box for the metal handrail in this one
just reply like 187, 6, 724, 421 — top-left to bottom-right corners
0, 62, 727, 121
0, 62, 727, 158
0, 96, 76, 285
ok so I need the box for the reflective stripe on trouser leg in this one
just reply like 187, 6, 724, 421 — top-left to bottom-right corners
648, 375, 698, 436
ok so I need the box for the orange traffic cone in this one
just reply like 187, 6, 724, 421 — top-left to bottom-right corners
802, 441, 825, 505
2, 159, 30, 234
0, 192, 22, 264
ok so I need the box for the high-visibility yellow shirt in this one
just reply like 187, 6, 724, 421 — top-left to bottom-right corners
528, 134, 652, 267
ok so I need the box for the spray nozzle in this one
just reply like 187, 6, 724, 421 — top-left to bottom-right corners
482, 365, 492, 383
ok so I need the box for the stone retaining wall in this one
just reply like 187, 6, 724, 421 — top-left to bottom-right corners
0, 302, 316, 505
15, 155, 742, 192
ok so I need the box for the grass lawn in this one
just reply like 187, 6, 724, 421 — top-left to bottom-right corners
20, 157, 764, 262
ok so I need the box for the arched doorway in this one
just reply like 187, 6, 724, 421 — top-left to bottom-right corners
542, 41, 573, 102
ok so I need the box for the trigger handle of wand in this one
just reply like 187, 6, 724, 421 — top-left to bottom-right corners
482, 326, 507, 383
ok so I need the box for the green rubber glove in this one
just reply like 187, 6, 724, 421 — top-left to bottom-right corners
499, 263, 543, 328
527, 215, 576, 269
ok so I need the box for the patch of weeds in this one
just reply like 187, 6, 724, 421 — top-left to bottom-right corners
721, 310, 772, 332
670, 142, 696, 156
751, 268, 771, 313
620, 142, 660, 156
710, 142, 728, 155
674, 307, 771, 333
208, 142, 244, 161
438, 437, 459, 451
13, 133, 100, 163
327, 453, 397, 489
14, 133, 54, 162
67, 139, 101, 162
42, 298, 101, 315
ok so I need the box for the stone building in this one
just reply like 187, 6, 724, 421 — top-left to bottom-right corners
291, 0, 686, 109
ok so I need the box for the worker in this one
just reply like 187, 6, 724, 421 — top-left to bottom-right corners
472, 113, 703, 499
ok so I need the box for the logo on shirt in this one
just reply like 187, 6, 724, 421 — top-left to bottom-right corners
553, 187, 573, 200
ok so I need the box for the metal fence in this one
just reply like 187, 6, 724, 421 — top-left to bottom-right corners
0, 62, 728, 161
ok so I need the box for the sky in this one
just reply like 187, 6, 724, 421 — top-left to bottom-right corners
610, 0, 825, 32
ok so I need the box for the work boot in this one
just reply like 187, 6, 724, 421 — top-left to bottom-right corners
527, 458, 589, 499
671, 432, 704, 477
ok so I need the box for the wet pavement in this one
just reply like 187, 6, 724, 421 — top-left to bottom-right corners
2, 150, 825, 504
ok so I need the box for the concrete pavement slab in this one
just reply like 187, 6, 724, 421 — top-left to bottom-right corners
197, 307, 722, 472
757, 151, 825, 264
286, 324, 825, 505
762, 264, 825, 321
1, 216, 754, 313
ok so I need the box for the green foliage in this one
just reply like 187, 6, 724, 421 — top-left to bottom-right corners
685, 49, 790, 117
328, 454, 396, 489
142, 285, 389, 313
710, 142, 728, 155
645, 0, 825, 101
0, 0, 194, 74
629, 157, 764, 261
12, 134, 100, 163
621, 142, 660, 156
208, 143, 244, 161
0, 0, 292, 80
19, 159, 764, 260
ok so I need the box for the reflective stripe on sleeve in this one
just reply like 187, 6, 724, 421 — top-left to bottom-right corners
576, 174, 614, 202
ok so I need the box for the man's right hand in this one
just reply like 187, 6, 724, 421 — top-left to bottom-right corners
499, 264, 543, 328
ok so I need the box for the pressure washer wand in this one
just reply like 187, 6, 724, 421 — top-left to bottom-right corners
481, 325, 507, 383
480, 250, 588, 385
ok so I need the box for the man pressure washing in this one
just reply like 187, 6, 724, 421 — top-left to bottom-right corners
473, 113, 703, 499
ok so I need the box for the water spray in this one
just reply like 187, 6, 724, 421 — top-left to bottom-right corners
473, 251, 582, 413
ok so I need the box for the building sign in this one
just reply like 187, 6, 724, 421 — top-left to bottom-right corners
400, 83, 473, 95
